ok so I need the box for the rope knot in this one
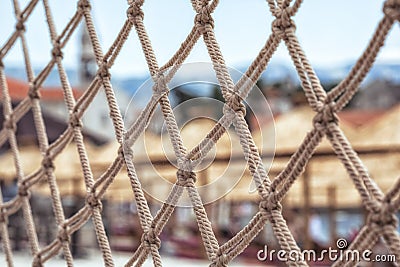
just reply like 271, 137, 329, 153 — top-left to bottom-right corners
122, 137, 135, 160
127, 1, 144, 21
33, 254, 43, 267
96, 63, 111, 80
177, 157, 194, 172
118, 143, 126, 159
141, 227, 161, 249
42, 155, 55, 170
367, 203, 398, 228
58, 225, 70, 243
153, 73, 168, 98
384, 0, 400, 21
223, 103, 236, 123
51, 42, 63, 59
86, 193, 102, 211
3, 115, 16, 132
272, 8, 296, 40
69, 112, 82, 128
18, 182, 30, 197
15, 20, 25, 32
195, 5, 214, 34
259, 198, 281, 214
211, 252, 229, 267
177, 168, 196, 187
231, 93, 246, 116
223, 92, 246, 120
28, 82, 41, 99
313, 103, 338, 129
77, 0, 91, 12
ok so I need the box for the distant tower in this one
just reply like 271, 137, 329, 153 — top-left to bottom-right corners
78, 23, 107, 139
77, 22, 129, 141
79, 25, 97, 90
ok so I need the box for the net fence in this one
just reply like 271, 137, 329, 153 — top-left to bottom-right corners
0, 0, 399, 266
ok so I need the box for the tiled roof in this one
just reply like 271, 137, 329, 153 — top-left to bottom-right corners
4, 77, 83, 102
338, 109, 386, 127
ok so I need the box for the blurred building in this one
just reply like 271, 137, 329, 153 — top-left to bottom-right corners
1, 78, 106, 148
76, 26, 131, 140
5, 26, 132, 142
351, 79, 400, 110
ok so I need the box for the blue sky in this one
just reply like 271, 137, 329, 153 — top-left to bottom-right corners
1, 0, 399, 78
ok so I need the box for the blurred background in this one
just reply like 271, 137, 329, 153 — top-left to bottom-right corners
0, 0, 399, 266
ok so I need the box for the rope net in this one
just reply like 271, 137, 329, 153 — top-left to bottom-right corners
0, 0, 399, 266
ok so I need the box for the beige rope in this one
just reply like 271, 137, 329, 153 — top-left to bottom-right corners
0, 0, 399, 266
